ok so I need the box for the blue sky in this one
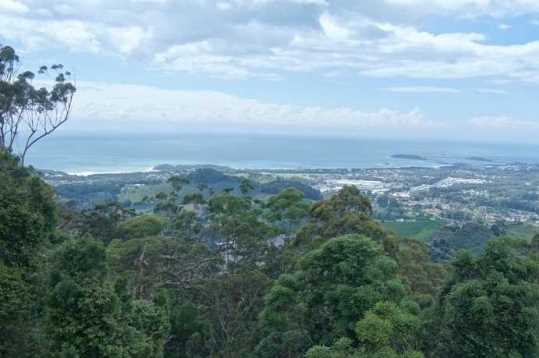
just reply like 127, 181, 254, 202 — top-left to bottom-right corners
2, 0, 539, 142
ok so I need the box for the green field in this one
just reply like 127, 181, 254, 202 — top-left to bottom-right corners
505, 223, 538, 241
382, 218, 446, 242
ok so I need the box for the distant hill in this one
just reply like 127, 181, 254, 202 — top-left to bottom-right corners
44, 166, 322, 208
187, 168, 322, 200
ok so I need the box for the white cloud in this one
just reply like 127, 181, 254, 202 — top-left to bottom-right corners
69, 81, 437, 135
59, 82, 539, 141
476, 88, 509, 94
107, 26, 152, 55
384, 86, 460, 93
3, 0, 539, 83
469, 115, 539, 130
384, 0, 539, 17
319, 13, 352, 41
0, 0, 28, 13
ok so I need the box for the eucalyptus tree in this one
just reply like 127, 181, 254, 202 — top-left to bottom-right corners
0, 45, 76, 165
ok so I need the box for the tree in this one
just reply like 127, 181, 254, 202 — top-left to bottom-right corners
428, 237, 539, 358
295, 186, 385, 250
0, 263, 33, 356
117, 214, 166, 240
239, 177, 254, 196
305, 301, 424, 358
0, 150, 55, 267
183, 192, 206, 205
208, 192, 277, 271
46, 238, 129, 356
0, 151, 57, 356
396, 238, 447, 299
257, 235, 409, 357
198, 270, 271, 358
0, 45, 76, 164
165, 301, 212, 358
265, 187, 310, 235
68, 202, 135, 243
173, 210, 205, 241
354, 302, 423, 357
168, 175, 190, 192
108, 236, 220, 299
47, 238, 169, 357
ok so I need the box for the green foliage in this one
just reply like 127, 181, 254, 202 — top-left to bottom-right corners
6, 144, 537, 358
296, 186, 386, 250
0, 151, 56, 356
209, 192, 278, 271
258, 235, 409, 357
168, 175, 190, 192
306, 305, 425, 358
165, 302, 211, 358
239, 177, 254, 196
108, 236, 220, 299
73, 203, 135, 242
198, 270, 272, 358
355, 302, 422, 356
208, 191, 251, 215
182, 192, 206, 205
430, 222, 497, 261
0, 150, 56, 267
429, 237, 539, 357
505, 222, 539, 241
173, 210, 204, 241
265, 187, 310, 235
47, 238, 169, 357
0, 263, 32, 356
396, 239, 447, 297
46, 238, 127, 356
118, 214, 166, 239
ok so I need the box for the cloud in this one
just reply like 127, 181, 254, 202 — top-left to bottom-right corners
3, 0, 539, 83
0, 0, 28, 13
469, 115, 539, 131
50, 81, 537, 141
383, 0, 539, 17
476, 88, 509, 94
384, 86, 460, 93
67, 81, 439, 136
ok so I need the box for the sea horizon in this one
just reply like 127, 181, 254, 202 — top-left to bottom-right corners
26, 132, 539, 175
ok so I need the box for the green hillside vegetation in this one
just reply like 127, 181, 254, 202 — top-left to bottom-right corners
3, 149, 539, 357
114, 169, 321, 211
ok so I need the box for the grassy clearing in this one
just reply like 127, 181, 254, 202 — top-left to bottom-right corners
505, 223, 538, 241
382, 218, 446, 242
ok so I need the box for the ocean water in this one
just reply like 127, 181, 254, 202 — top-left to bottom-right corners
25, 133, 539, 174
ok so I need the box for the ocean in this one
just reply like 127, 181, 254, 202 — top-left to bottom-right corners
25, 133, 539, 175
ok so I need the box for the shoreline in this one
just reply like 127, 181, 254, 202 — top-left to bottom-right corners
41, 161, 521, 178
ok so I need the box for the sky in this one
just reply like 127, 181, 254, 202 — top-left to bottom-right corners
1, 0, 539, 142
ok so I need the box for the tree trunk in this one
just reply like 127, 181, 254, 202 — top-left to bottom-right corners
0, 130, 5, 150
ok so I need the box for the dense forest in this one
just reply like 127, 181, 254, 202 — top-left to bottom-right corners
2, 149, 539, 358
